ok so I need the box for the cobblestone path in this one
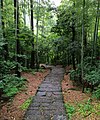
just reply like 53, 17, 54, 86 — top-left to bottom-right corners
24, 66, 68, 120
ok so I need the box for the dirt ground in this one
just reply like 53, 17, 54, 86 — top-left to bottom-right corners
62, 73, 100, 120
0, 69, 50, 120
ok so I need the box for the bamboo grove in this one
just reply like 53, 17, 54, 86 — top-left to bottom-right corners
0, 0, 100, 99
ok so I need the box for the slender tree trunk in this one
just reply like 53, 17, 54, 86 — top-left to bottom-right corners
72, 29, 76, 70
36, 0, 40, 71
0, 0, 3, 38
22, 0, 26, 25
92, 0, 100, 60
72, 3, 76, 70
67, 51, 70, 66
22, 0, 28, 67
83, 0, 87, 49
1, 0, 8, 61
14, 0, 21, 77
84, 30, 87, 47
81, 0, 85, 92
0, 0, 3, 63
30, 0, 35, 69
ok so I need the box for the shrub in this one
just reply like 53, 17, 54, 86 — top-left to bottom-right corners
0, 75, 26, 99
84, 70, 100, 85
92, 85, 100, 99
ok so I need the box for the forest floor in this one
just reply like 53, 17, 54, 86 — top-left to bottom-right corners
0, 67, 100, 120
62, 73, 100, 120
0, 69, 50, 120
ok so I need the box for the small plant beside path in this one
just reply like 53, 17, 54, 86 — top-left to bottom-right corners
62, 74, 100, 120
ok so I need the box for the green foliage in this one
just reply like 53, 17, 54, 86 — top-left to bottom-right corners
30, 70, 35, 75
92, 86, 100, 99
83, 57, 97, 74
0, 75, 26, 98
83, 58, 100, 94
0, 60, 16, 76
84, 70, 100, 85
65, 103, 75, 120
77, 99, 94, 117
37, 68, 44, 72
20, 66, 35, 73
20, 66, 44, 75
3, 87, 19, 98
20, 67, 30, 72
70, 57, 100, 94
70, 65, 81, 82
20, 97, 33, 110
65, 99, 100, 119
70, 70, 76, 80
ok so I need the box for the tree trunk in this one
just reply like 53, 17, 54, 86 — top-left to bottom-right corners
22, 0, 26, 25
84, 30, 87, 48
72, 3, 76, 70
92, 0, 100, 60
36, 0, 40, 71
1, 0, 8, 61
14, 0, 21, 77
30, 0, 35, 69
83, 0, 87, 50
81, 0, 85, 92
0, 0, 2, 38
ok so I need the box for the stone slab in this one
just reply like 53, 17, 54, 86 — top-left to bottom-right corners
24, 66, 68, 120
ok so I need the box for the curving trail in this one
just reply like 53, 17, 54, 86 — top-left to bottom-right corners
24, 66, 68, 120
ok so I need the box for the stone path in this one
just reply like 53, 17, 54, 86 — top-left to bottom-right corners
24, 66, 68, 120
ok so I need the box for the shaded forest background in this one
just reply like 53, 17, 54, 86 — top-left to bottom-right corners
0, 0, 100, 100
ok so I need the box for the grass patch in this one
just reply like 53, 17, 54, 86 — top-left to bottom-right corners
20, 97, 33, 110
65, 103, 75, 120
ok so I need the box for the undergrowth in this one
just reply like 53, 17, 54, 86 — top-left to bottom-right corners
76, 99, 94, 117
65, 103, 75, 120
92, 86, 100, 99
0, 75, 26, 99
20, 97, 33, 110
21, 67, 44, 74
65, 99, 100, 120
